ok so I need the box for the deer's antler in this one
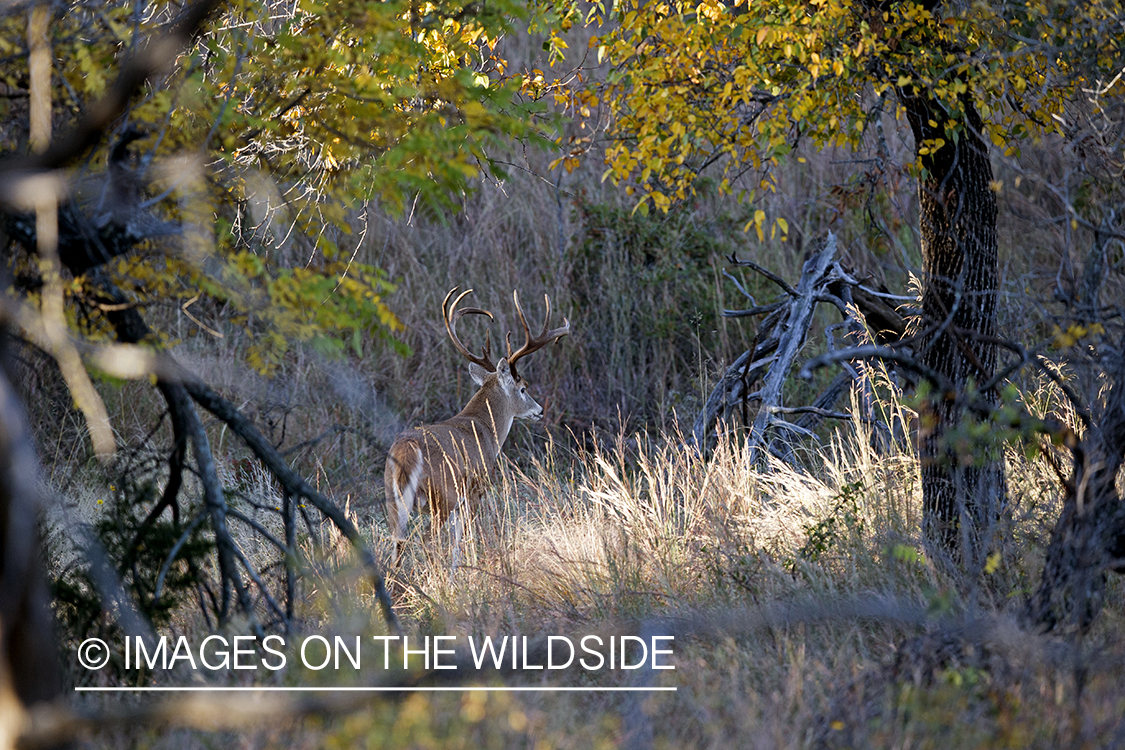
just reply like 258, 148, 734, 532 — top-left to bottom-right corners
506, 290, 571, 379
443, 288, 496, 372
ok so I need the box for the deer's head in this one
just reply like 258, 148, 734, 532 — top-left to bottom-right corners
443, 288, 570, 422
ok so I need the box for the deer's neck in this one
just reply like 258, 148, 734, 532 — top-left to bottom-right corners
459, 384, 515, 449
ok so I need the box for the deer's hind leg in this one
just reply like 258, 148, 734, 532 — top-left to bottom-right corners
385, 444, 424, 568
424, 490, 466, 574
448, 498, 467, 572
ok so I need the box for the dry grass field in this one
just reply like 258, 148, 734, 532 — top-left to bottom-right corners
27, 123, 1125, 749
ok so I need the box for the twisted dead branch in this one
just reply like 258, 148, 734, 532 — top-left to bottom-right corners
693, 232, 909, 459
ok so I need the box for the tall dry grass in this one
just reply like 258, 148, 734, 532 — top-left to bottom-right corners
23, 82, 1125, 745
161, 372, 1118, 750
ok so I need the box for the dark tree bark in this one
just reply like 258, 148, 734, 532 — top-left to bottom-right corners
899, 89, 1006, 564
1027, 353, 1125, 634
0, 333, 64, 717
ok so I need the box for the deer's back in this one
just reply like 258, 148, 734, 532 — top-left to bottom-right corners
385, 418, 500, 516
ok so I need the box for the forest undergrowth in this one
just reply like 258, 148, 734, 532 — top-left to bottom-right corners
30, 143, 1125, 748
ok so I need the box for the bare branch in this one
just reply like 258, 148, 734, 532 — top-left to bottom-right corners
163, 382, 260, 634
230, 542, 287, 626
745, 236, 838, 463
727, 253, 798, 297
800, 345, 954, 393
226, 509, 288, 554
152, 512, 207, 604
722, 301, 785, 318
179, 373, 400, 635
722, 268, 757, 304
766, 405, 852, 420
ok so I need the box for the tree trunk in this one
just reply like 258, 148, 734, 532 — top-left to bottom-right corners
900, 90, 1006, 565
0, 333, 65, 739
1027, 355, 1125, 634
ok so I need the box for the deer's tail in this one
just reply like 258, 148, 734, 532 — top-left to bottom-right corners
385, 443, 423, 565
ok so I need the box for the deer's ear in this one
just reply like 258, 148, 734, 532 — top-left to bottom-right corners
495, 358, 515, 390
469, 362, 491, 386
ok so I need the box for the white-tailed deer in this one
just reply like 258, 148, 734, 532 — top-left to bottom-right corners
384, 288, 570, 568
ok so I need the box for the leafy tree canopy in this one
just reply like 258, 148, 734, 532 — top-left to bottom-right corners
2, 0, 549, 373
582, 0, 1124, 223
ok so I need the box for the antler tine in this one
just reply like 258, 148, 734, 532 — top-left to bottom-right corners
506, 290, 571, 379
443, 287, 496, 372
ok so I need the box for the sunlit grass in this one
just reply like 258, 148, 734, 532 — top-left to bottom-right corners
31, 138, 1125, 747
224, 375, 1120, 750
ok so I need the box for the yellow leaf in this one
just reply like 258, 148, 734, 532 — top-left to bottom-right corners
984, 552, 1001, 575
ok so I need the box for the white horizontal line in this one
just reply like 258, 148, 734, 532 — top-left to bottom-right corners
75, 686, 677, 693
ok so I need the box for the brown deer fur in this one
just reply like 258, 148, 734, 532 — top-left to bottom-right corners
384, 289, 569, 568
